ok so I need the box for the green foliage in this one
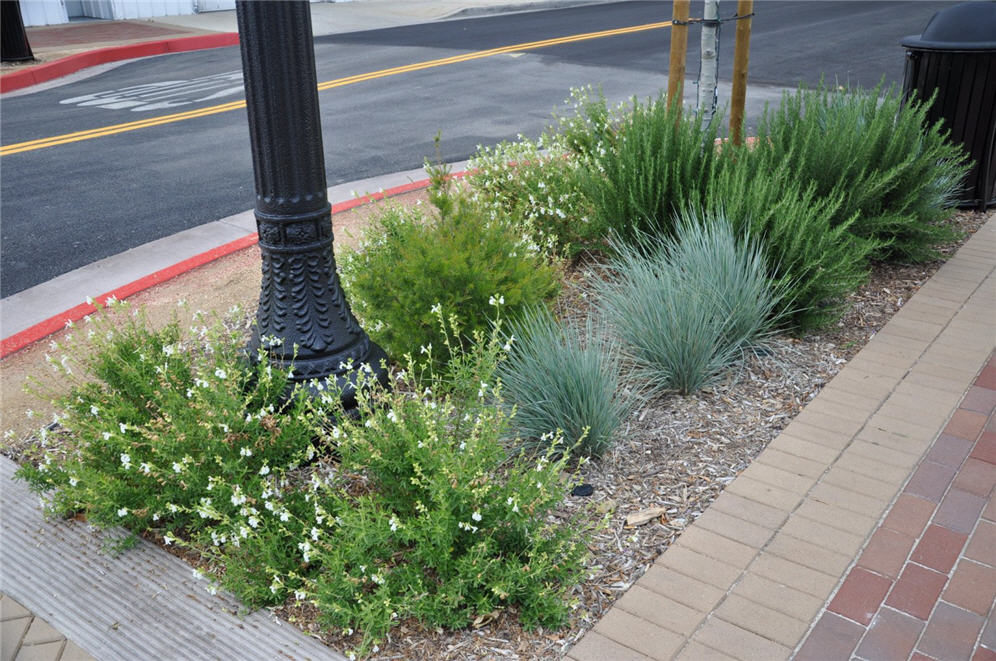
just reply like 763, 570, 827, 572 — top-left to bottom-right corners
553, 86, 617, 161
469, 135, 600, 257
17, 305, 595, 659
17, 302, 319, 556
751, 84, 969, 261
496, 306, 632, 457
303, 326, 594, 654
339, 162, 561, 371
696, 156, 879, 330
593, 217, 784, 395
578, 92, 720, 244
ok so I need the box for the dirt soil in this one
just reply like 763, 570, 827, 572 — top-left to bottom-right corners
0, 190, 426, 445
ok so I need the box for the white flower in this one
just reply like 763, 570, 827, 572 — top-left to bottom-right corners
294, 590, 307, 601
248, 516, 260, 528
140, 463, 151, 474
311, 527, 320, 541
172, 461, 183, 473
69, 477, 78, 487
258, 465, 270, 476
386, 410, 398, 423
117, 507, 128, 517
239, 446, 252, 457
215, 368, 227, 380
430, 303, 442, 314
279, 511, 290, 522
119, 453, 131, 469
471, 511, 482, 522
162, 344, 175, 357
90, 405, 99, 416
389, 516, 400, 532
119, 422, 128, 434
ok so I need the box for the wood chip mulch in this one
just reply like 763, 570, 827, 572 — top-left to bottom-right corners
295, 209, 988, 660
5, 207, 988, 660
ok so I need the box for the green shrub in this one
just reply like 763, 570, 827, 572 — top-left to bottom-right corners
578, 92, 720, 244
17, 305, 596, 658
17, 302, 319, 554
594, 217, 784, 395
496, 306, 632, 457
696, 155, 879, 330
469, 135, 600, 257
302, 333, 594, 655
339, 164, 561, 371
751, 84, 969, 261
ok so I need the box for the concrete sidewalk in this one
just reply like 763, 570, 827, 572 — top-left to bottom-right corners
8, 0, 606, 66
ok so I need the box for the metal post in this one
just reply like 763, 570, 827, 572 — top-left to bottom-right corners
1, 1, 35, 63
667, 0, 691, 110
235, 0, 388, 408
729, 0, 754, 146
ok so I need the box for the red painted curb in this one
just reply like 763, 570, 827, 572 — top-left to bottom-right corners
0, 173, 471, 360
0, 32, 239, 94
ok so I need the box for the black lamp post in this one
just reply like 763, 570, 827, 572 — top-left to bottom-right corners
235, 0, 388, 407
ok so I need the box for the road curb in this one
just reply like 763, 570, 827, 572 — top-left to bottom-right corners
0, 32, 239, 94
0, 175, 458, 359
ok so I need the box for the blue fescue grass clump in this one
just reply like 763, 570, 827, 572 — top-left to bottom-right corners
593, 216, 785, 395
497, 306, 633, 458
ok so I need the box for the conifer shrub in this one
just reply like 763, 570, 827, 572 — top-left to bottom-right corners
339, 164, 561, 370
751, 85, 969, 262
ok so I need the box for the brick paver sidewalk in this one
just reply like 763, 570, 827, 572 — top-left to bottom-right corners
569, 217, 994, 660
1, 594, 94, 661
798, 357, 995, 660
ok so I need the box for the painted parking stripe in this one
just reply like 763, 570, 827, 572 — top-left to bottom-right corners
0, 20, 671, 157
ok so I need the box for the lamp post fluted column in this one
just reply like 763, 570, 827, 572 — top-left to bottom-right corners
236, 0, 388, 407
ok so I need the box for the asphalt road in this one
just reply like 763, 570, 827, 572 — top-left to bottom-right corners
0, 0, 954, 297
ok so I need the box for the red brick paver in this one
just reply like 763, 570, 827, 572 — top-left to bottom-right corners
568, 223, 994, 661
796, 351, 996, 660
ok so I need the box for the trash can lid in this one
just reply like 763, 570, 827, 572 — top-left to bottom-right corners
901, 1, 996, 51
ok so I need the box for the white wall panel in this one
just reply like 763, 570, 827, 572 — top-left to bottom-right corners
19, 0, 69, 26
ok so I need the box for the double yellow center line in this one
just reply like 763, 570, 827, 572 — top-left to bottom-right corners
1, 20, 670, 157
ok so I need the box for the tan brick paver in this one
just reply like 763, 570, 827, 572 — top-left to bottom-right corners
567, 218, 994, 659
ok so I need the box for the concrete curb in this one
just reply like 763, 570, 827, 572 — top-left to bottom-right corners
0, 33, 239, 94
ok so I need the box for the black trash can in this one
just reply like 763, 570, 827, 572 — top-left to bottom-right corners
1, 1, 34, 63
902, 1, 996, 210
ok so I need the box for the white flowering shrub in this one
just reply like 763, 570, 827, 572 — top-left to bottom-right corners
468, 134, 599, 257
293, 335, 594, 655
17, 303, 320, 544
17, 304, 596, 658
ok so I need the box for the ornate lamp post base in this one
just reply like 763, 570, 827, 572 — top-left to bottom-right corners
236, 0, 388, 408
